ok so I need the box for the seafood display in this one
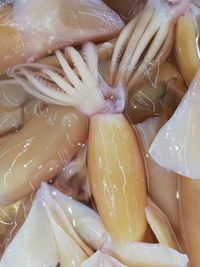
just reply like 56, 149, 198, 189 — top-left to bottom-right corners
0, 0, 199, 266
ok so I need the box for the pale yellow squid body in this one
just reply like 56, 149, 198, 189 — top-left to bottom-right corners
0, 106, 88, 205
88, 113, 147, 245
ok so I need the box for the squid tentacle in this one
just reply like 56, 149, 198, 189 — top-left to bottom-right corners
114, 7, 155, 85
109, 0, 190, 91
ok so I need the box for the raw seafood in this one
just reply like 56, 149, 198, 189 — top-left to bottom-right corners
11, 42, 148, 247
0, 106, 88, 205
149, 69, 200, 179
113, 242, 188, 267
0, 183, 92, 267
179, 176, 200, 267
0, 79, 28, 108
0, 183, 188, 267
176, 10, 200, 84
127, 59, 187, 124
145, 198, 180, 250
136, 115, 179, 234
0, 0, 124, 73
0, 0, 197, 264
109, 0, 189, 90
0, 105, 23, 135
88, 114, 147, 244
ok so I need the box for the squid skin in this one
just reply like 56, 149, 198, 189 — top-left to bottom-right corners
0, 105, 23, 136
10, 41, 147, 246
179, 176, 200, 267
149, 69, 200, 179
176, 14, 200, 85
88, 113, 147, 245
145, 198, 180, 251
0, 200, 22, 254
0, 106, 88, 205
0, 0, 124, 73
136, 115, 180, 235
0, 183, 90, 267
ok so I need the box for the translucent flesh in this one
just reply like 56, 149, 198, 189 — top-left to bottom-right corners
0, 105, 23, 136
127, 59, 187, 124
0, 26, 32, 73
127, 23, 175, 91
0, 79, 28, 108
0, 0, 124, 73
179, 176, 200, 267
113, 242, 188, 267
88, 113, 147, 245
0, 183, 88, 267
149, 70, 200, 179
49, 184, 109, 251
0, 106, 88, 205
0, 201, 21, 254
136, 116, 179, 234
81, 251, 127, 267
145, 198, 180, 251
176, 15, 200, 85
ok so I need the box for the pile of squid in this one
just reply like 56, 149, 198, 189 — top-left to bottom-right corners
0, 0, 200, 266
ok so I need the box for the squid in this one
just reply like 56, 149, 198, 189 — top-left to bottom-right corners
0, 105, 88, 205
145, 198, 180, 251
0, 0, 124, 73
8, 42, 190, 266
109, 0, 190, 91
0, 183, 93, 267
175, 3, 200, 85
149, 69, 200, 179
0, 105, 23, 136
88, 112, 147, 245
136, 115, 180, 235
10, 42, 147, 247
179, 176, 200, 267
0, 182, 188, 267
